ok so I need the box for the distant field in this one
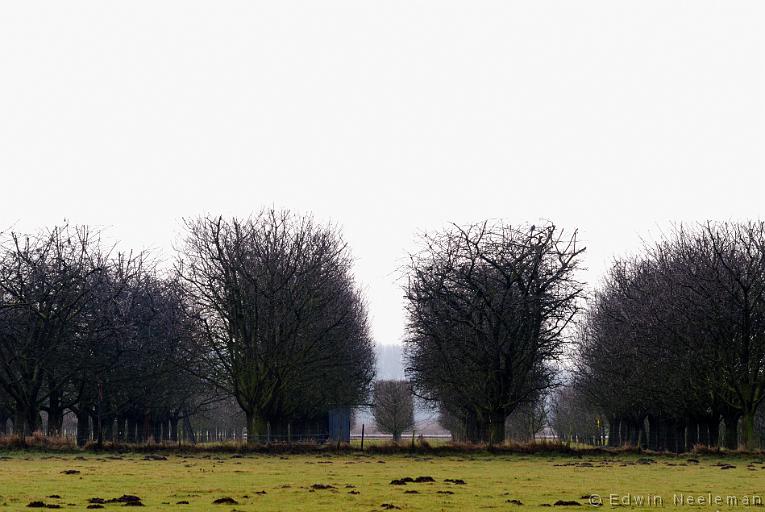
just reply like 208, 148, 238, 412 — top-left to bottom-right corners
1, 451, 764, 511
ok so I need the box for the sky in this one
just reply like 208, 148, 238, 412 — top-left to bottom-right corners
1, 1, 763, 348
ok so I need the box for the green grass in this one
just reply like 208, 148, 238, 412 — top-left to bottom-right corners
1, 451, 764, 510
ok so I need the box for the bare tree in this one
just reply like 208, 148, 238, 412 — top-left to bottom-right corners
663, 222, 765, 450
372, 379, 414, 441
86, 273, 207, 446
575, 221, 765, 451
549, 385, 604, 445
404, 221, 584, 444
505, 395, 548, 443
0, 226, 112, 436
177, 210, 375, 443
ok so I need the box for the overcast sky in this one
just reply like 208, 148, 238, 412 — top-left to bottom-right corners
1, 1, 763, 347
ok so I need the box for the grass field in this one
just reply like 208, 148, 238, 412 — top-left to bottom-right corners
1, 451, 764, 511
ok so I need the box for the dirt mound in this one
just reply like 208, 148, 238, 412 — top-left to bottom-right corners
106, 495, 142, 503
212, 497, 239, 505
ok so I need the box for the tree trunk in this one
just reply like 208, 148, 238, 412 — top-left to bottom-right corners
664, 418, 676, 452
626, 420, 642, 447
607, 417, 619, 447
76, 409, 90, 447
10, 403, 36, 437
13, 404, 25, 436
464, 411, 481, 444
23, 403, 39, 436
46, 397, 64, 437
487, 412, 506, 446
182, 412, 196, 444
47, 409, 64, 437
115, 416, 125, 442
246, 411, 266, 445
703, 416, 720, 448
127, 416, 138, 443
685, 418, 699, 452
740, 411, 758, 450
722, 413, 740, 450
618, 418, 626, 446
102, 414, 114, 443
169, 418, 179, 442
95, 409, 103, 449
46, 376, 64, 436
142, 414, 151, 443
646, 416, 658, 451
152, 420, 163, 443
672, 421, 685, 453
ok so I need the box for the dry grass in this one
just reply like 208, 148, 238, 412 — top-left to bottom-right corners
0, 433, 76, 450
2, 434, 764, 457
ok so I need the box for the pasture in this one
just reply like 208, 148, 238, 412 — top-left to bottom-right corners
1, 451, 764, 511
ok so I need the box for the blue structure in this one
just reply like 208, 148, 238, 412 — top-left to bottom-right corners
327, 407, 351, 442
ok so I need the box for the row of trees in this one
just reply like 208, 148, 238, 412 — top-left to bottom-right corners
0, 226, 206, 444
0, 211, 376, 445
574, 222, 765, 451
3, 216, 764, 450
400, 220, 765, 450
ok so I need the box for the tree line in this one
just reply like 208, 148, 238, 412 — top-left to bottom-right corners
572, 222, 765, 451
1, 214, 764, 450
0, 225, 206, 444
0, 211, 375, 445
